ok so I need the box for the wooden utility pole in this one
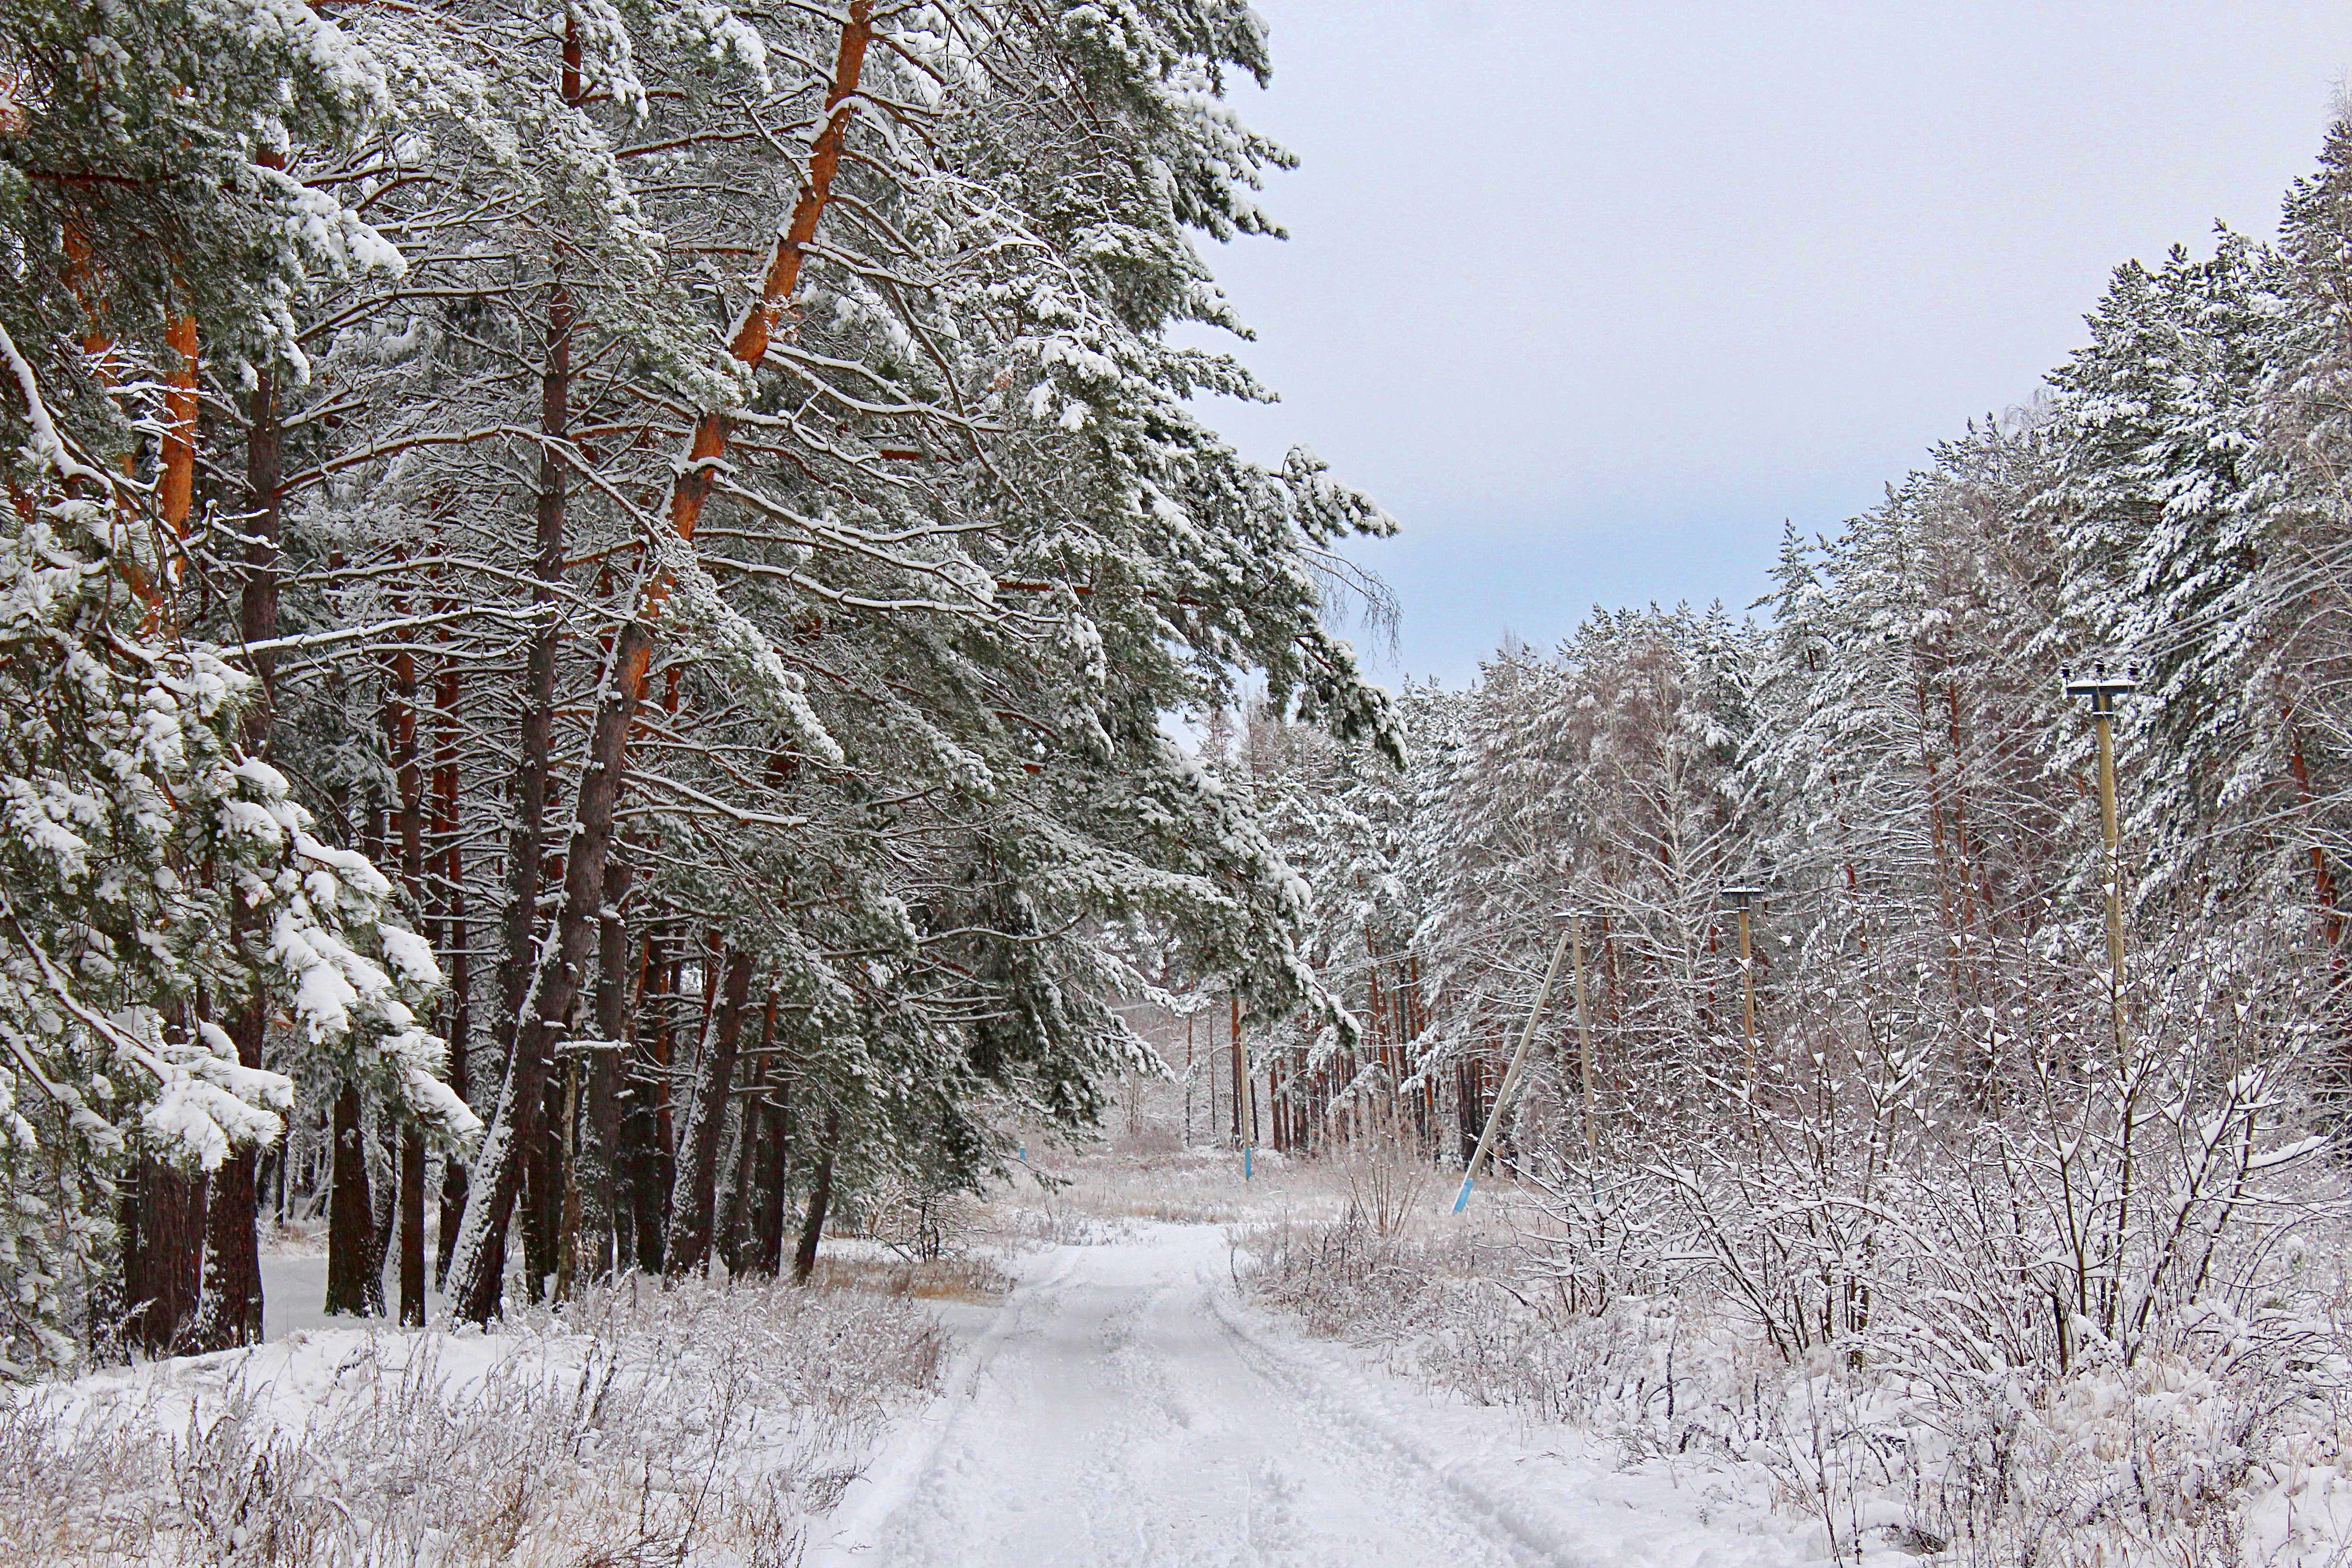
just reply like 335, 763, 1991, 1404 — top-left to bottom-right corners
1184, 1009, 1194, 1147
2063, 662, 2139, 1045
1454, 911, 1575, 1213
1722, 886, 1765, 1097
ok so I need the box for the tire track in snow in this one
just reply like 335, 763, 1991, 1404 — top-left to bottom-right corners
808, 1224, 1563, 1568
1200, 1267, 1583, 1566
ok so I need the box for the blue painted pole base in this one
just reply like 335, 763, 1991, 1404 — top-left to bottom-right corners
1244, 1145, 1253, 1181
1451, 1176, 1475, 1214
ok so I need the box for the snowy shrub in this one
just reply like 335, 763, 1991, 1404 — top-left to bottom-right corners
992, 1192, 1127, 1248
1245, 1037, 2352, 1566
844, 1169, 982, 1263
1243, 1209, 1513, 1362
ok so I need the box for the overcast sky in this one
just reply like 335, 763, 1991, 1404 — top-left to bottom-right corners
1180, 1, 2352, 687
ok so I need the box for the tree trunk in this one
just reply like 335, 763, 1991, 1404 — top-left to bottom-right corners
577, 845, 634, 1281
554, 1056, 585, 1300
664, 950, 754, 1276
157, 313, 196, 543
2286, 722, 2343, 945
749, 1057, 792, 1278
722, 1004, 778, 1272
431, 645, 470, 1287
382, 642, 429, 1324
189, 372, 283, 1353
446, 8, 872, 1323
445, 613, 647, 1322
124, 1157, 207, 1355
324, 1084, 378, 1317
712, 1098, 749, 1278
116, 1177, 139, 1350
150, 316, 200, 1339
399, 1127, 426, 1325
469, 261, 575, 1314
190, 1076, 264, 1351
366, 1116, 397, 1311
522, 1071, 564, 1303
792, 1111, 841, 1285
623, 931, 676, 1273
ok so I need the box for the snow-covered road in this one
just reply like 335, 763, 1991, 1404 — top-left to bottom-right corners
808, 1223, 1807, 1568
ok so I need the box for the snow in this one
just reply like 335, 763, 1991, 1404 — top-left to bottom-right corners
811, 1220, 1812, 1568
0, 321, 110, 489
260, 1253, 402, 1339
38, 1321, 521, 1445
53, 1173, 2341, 1565
377, 924, 442, 987
138, 1072, 284, 1171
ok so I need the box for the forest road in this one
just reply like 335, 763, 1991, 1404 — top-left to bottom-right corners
806, 1222, 1578, 1568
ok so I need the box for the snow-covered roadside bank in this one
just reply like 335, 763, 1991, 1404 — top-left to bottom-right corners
1241, 1172, 2352, 1568
40, 1136, 2341, 1567
809, 1220, 1813, 1568
1, 1277, 942, 1566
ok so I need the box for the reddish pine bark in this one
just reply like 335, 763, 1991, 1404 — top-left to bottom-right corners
446, 3, 873, 1324
158, 314, 196, 539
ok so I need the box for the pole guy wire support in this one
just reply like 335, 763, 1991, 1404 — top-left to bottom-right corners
1454, 909, 1576, 1214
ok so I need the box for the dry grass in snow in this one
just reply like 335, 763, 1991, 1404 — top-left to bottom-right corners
0, 1275, 943, 1567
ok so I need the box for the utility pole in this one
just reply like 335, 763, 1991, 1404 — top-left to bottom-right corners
1570, 907, 1597, 1159
1453, 911, 1575, 1213
1722, 885, 1765, 1098
1183, 1008, 1194, 1148
2063, 661, 2139, 1044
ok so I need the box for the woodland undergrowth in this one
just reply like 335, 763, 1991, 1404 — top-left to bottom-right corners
0, 1277, 942, 1567
1245, 1096, 2352, 1567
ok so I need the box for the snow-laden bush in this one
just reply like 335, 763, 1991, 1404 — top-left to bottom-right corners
0, 1274, 942, 1566
846, 1169, 982, 1264
1243, 1013, 2352, 1566
1250, 1194, 2352, 1563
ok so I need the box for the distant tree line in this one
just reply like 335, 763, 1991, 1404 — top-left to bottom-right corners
1251, 124, 2352, 1172
1228, 129, 2352, 1423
